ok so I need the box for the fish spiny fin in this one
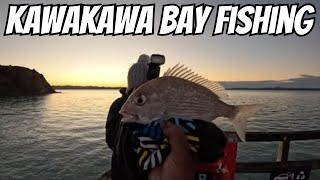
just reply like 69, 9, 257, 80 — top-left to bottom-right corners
164, 63, 180, 76
174, 66, 189, 77
171, 64, 185, 76
179, 69, 193, 79
163, 64, 229, 99
163, 67, 172, 76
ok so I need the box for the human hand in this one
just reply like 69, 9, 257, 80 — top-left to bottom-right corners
148, 122, 197, 180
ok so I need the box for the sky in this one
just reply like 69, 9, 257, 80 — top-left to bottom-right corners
0, 0, 319, 87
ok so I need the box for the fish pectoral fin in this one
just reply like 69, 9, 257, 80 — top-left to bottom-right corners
231, 104, 263, 142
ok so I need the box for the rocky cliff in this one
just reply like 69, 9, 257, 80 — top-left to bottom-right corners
0, 65, 55, 96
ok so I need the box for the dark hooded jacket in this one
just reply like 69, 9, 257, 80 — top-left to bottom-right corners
105, 88, 148, 180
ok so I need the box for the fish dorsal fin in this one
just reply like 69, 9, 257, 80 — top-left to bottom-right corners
163, 64, 228, 99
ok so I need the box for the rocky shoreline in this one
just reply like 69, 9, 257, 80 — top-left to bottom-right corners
0, 65, 55, 96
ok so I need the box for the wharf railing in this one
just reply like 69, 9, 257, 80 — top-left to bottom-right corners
226, 130, 320, 174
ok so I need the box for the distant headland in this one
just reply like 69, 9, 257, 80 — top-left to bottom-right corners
53, 75, 320, 91
0, 65, 55, 96
52, 86, 320, 91
53, 74, 320, 90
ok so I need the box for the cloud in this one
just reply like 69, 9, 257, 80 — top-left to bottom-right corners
221, 75, 320, 89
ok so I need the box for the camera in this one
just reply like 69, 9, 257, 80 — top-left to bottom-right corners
147, 54, 165, 80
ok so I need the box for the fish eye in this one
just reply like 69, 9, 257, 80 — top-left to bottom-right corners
134, 95, 146, 105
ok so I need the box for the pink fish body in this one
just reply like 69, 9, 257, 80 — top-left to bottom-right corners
120, 64, 263, 141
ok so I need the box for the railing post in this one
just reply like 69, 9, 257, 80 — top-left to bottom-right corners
276, 137, 290, 162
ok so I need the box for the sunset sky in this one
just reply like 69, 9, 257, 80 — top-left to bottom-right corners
0, 0, 319, 87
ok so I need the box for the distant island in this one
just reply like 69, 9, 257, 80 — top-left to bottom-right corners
221, 75, 320, 89
226, 87, 320, 90
53, 85, 123, 90
0, 65, 55, 96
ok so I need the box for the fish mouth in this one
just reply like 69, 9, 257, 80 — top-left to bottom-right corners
119, 110, 139, 123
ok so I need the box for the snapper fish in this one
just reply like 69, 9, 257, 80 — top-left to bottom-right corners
119, 64, 263, 141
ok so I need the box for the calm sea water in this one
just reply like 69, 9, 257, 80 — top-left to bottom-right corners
0, 90, 319, 180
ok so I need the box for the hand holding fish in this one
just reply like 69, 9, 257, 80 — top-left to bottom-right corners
148, 122, 197, 180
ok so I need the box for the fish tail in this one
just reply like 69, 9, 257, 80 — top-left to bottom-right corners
230, 104, 263, 142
